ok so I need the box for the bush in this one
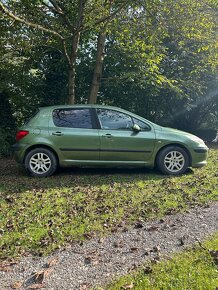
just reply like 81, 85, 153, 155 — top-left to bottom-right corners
0, 127, 15, 157
191, 129, 217, 142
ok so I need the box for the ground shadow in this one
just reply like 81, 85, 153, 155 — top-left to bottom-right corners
0, 158, 175, 194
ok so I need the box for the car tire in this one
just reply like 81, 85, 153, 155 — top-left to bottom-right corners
24, 148, 57, 177
156, 146, 189, 175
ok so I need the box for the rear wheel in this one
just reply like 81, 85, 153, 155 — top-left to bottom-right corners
157, 146, 189, 175
24, 148, 57, 177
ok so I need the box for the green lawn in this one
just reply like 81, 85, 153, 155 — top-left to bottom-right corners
106, 233, 218, 290
0, 146, 217, 258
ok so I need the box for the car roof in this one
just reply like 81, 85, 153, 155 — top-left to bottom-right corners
40, 104, 122, 110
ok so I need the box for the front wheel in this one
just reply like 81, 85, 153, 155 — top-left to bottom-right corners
24, 148, 57, 177
156, 146, 189, 175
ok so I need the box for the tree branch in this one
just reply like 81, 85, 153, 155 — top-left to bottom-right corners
77, 0, 86, 30
48, 0, 74, 30
0, 1, 64, 40
40, 0, 58, 14
62, 39, 72, 68
94, 2, 127, 29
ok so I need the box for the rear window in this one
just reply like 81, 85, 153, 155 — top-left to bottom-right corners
23, 109, 40, 125
52, 108, 93, 129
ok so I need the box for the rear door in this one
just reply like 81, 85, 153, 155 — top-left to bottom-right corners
49, 108, 100, 162
96, 108, 155, 163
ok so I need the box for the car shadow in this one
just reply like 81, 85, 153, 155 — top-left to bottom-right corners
0, 157, 196, 195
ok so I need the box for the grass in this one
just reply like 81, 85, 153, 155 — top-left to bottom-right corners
105, 233, 218, 290
0, 146, 217, 258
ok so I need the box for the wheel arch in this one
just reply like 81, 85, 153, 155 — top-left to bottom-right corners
23, 144, 60, 165
155, 143, 192, 167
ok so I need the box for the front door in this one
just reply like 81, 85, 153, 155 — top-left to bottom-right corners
96, 108, 155, 164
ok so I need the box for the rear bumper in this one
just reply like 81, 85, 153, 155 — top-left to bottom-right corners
12, 143, 27, 164
12, 144, 20, 152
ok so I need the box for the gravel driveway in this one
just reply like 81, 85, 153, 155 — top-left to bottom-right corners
1, 202, 218, 290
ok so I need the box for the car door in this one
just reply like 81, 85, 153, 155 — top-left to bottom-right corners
96, 108, 156, 164
49, 108, 100, 162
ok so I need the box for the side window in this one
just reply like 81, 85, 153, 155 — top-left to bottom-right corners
53, 108, 92, 129
133, 118, 151, 131
97, 109, 133, 130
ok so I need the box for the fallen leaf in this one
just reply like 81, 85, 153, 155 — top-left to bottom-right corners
134, 221, 143, 229
0, 259, 18, 272
178, 234, 189, 246
33, 269, 52, 284
122, 282, 134, 289
0, 265, 12, 272
5, 195, 14, 203
130, 247, 138, 252
46, 258, 58, 268
209, 250, 218, 265
144, 266, 153, 274
152, 246, 160, 253
98, 237, 104, 244
113, 241, 123, 248
84, 256, 92, 264
44, 268, 53, 277
27, 284, 46, 289
33, 271, 45, 284
84, 255, 99, 265
147, 225, 159, 232
79, 283, 90, 290
11, 281, 23, 289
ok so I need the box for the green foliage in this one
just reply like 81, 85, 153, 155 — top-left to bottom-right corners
100, 0, 218, 129
0, 92, 16, 156
0, 128, 13, 157
107, 233, 218, 290
0, 0, 217, 137
0, 147, 217, 258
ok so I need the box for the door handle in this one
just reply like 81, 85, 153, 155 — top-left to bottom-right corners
102, 133, 112, 138
52, 132, 64, 136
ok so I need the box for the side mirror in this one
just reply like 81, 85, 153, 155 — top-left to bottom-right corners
132, 124, 141, 132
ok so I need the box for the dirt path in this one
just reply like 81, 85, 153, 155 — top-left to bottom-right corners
1, 202, 218, 290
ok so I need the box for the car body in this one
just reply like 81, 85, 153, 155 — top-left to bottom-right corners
13, 105, 209, 177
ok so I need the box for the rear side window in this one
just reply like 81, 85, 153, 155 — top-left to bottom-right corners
53, 108, 92, 129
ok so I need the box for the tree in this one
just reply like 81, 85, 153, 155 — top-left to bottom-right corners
0, 0, 217, 137
156, 0, 218, 131
88, 30, 106, 104
0, 91, 16, 156
0, 0, 130, 104
86, 0, 217, 137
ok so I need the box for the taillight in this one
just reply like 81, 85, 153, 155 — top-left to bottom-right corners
16, 130, 29, 141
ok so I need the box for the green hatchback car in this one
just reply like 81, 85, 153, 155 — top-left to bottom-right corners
13, 105, 208, 177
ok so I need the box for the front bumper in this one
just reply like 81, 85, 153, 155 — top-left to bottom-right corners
191, 146, 209, 168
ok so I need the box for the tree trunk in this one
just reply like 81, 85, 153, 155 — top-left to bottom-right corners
88, 31, 106, 104
68, 32, 81, 104
68, 67, 76, 104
